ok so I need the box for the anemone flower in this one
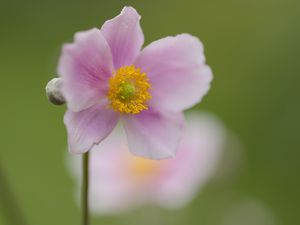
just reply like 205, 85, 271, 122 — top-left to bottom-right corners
68, 113, 225, 213
58, 6, 212, 159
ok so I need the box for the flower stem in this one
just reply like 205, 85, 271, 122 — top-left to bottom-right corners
82, 152, 90, 225
0, 162, 28, 225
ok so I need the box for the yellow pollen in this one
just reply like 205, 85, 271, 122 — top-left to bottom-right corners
129, 156, 160, 178
108, 65, 152, 114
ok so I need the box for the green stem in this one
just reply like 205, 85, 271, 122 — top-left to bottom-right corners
82, 152, 90, 225
0, 162, 28, 225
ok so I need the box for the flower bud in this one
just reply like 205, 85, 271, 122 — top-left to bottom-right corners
46, 78, 65, 105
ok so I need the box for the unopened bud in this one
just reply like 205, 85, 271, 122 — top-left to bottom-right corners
46, 78, 65, 105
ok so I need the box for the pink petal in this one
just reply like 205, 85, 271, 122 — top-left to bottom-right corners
123, 109, 184, 159
101, 6, 144, 69
152, 112, 225, 208
64, 101, 119, 154
58, 28, 114, 112
67, 112, 227, 212
135, 34, 212, 112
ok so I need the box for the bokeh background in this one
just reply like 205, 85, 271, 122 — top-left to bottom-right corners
0, 0, 299, 224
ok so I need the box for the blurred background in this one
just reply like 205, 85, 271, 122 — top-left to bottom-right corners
0, 0, 299, 224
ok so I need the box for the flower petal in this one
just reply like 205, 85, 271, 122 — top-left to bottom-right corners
123, 109, 184, 159
58, 28, 114, 112
64, 101, 119, 154
101, 6, 144, 69
152, 112, 226, 208
135, 34, 212, 112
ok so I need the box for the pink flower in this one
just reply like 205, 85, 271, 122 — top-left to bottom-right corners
58, 6, 212, 159
68, 113, 226, 214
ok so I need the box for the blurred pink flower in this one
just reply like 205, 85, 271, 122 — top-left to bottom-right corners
58, 6, 212, 159
68, 113, 226, 214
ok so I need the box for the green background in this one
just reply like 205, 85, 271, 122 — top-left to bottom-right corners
0, 0, 299, 224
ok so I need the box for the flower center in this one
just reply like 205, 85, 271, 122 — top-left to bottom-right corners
118, 82, 136, 101
122, 152, 163, 182
130, 156, 160, 178
108, 65, 152, 114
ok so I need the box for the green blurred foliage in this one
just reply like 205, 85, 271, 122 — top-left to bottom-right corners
0, 0, 299, 224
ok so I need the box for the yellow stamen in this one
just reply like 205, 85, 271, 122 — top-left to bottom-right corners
108, 65, 152, 114
129, 156, 160, 178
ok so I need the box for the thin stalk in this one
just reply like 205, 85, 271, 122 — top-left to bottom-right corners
0, 162, 28, 225
82, 152, 90, 225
